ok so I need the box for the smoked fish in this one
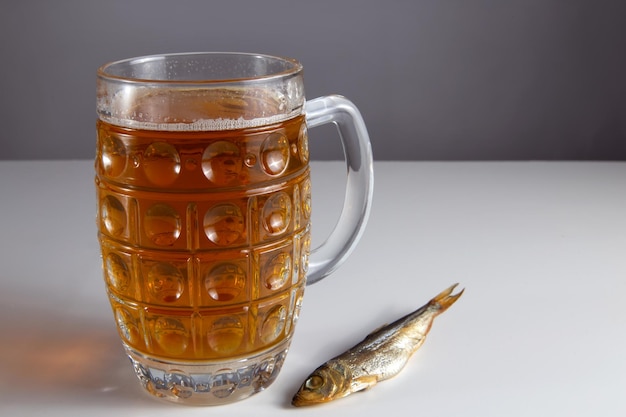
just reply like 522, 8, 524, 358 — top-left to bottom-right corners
292, 283, 463, 406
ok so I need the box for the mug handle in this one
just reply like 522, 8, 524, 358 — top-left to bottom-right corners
304, 95, 374, 284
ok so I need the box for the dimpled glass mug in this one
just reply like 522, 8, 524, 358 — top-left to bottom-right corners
95, 52, 373, 405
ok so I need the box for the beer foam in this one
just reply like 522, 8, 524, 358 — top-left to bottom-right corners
102, 112, 300, 132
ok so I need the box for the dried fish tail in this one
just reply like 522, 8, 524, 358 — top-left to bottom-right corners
430, 283, 464, 313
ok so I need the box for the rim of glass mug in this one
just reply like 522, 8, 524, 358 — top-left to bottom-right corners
97, 51, 303, 84
97, 52, 306, 131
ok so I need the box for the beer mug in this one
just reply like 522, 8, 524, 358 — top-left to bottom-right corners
95, 52, 373, 405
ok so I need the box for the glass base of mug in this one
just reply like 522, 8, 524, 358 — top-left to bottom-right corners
124, 337, 291, 406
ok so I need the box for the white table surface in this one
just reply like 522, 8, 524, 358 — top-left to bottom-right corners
1, 160, 625, 416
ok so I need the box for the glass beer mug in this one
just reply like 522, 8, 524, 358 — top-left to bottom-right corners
95, 52, 373, 405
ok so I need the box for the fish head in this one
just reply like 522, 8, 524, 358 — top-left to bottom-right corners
292, 360, 352, 406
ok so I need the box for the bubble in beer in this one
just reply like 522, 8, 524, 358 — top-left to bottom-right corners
207, 316, 244, 354
143, 142, 181, 185
204, 263, 246, 301
260, 304, 286, 344
263, 252, 292, 290
203, 204, 244, 245
262, 192, 291, 235
101, 195, 126, 237
100, 133, 127, 177
154, 317, 189, 355
144, 204, 182, 246
202, 141, 243, 185
244, 153, 257, 168
147, 262, 185, 302
105, 252, 131, 292
260, 132, 289, 175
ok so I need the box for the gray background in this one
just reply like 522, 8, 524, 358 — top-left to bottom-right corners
1, 0, 625, 161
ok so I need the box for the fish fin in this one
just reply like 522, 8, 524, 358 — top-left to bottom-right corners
431, 283, 464, 312
351, 375, 379, 393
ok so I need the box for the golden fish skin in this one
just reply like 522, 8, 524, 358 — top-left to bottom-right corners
291, 283, 463, 406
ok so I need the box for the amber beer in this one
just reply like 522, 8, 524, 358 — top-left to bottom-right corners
97, 111, 310, 353
96, 89, 312, 395
96, 52, 373, 405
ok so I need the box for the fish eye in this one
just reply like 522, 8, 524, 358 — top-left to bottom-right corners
304, 375, 324, 390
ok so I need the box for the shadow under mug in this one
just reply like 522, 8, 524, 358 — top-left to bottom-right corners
95, 52, 373, 405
